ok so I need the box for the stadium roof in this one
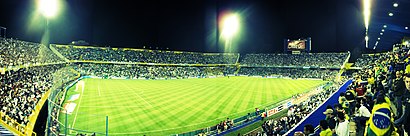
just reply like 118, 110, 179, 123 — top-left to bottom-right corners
369, 0, 410, 51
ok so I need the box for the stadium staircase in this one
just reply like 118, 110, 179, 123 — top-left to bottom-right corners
49, 44, 71, 62
0, 125, 14, 136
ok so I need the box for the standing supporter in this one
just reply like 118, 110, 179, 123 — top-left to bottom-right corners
394, 73, 410, 135
392, 71, 405, 118
303, 124, 316, 136
323, 109, 337, 133
345, 89, 356, 116
354, 98, 371, 136
355, 83, 365, 97
335, 112, 349, 136
319, 120, 333, 136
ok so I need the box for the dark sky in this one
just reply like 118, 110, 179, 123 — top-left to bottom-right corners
0, 0, 365, 54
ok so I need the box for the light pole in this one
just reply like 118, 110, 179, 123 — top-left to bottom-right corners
37, 0, 60, 135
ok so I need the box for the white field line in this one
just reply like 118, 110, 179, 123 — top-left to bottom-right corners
131, 91, 153, 107
121, 82, 153, 107
71, 81, 85, 128
98, 81, 101, 96
81, 106, 144, 108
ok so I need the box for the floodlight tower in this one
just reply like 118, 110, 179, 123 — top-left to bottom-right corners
37, 0, 60, 135
220, 13, 240, 52
363, 0, 371, 48
37, 0, 60, 45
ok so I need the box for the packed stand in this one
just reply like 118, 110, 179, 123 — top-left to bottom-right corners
73, 63, 236, 79
239, 67, 338, 80
241, 53, 348, 68
0, 64, 76, 131
54, 45, 239, 64
300, 47, 410, 136
0, 38, 64, 68
259, 84, 340, 136
354, 53, 385, 68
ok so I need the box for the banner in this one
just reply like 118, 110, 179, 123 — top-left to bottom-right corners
267, 105, 284, 117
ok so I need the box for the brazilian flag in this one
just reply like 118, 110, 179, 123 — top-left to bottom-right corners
366, 102, 394, 136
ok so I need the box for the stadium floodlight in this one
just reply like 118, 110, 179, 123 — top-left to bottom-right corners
363, 0, 372, 48
383, 25, 387, 28
377, 37, 380, 40
405, 26, 408, 30
219, 12, 241, 52
381, 29, 385, 32
363, 0, 372, 31
393, 3, 398, 7
221, 13, 240, 39
37, 0, 59, 18
388, 12, 394, 17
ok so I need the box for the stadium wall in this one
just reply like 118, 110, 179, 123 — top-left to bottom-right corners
46, 68, 81, 135
284, 79, 353, 135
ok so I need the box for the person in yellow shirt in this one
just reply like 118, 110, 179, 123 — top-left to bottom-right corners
320, 120, 333, 136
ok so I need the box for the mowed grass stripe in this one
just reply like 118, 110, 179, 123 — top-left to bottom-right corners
174, 79, 230, 123
216, 78, 242, 115
61, 77, 326, 135
120, 81, 173, 132
246, 78, 260, 112
140, 80, 209, 131
175, 82, 226, 126
201, 79, 240, 121
226, 77, 254, 118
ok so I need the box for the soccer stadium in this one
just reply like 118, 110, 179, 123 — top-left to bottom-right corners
1, 0, 410, 136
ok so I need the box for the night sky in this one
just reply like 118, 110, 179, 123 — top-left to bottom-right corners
0, 0, 365, 54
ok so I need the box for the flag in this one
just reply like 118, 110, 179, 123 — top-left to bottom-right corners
366, 103, 394, 136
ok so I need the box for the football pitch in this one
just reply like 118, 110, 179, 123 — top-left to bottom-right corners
59, 77, 326, 135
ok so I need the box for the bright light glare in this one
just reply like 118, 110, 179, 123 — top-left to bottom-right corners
393, 3, 398, 7
383, 25, 387, 28
388, 12, 394, 16
365, 36, 369, 41
221, 14, 240, 39
363, 0, 372, 31
38, 0, 59, 18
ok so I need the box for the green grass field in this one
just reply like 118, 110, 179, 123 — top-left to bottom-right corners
58, 77, 326, 135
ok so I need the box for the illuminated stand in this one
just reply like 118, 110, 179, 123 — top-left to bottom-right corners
284, 37, 311, 54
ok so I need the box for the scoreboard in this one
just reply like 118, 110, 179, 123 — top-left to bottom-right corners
288, 40, 306, 50
284, 37, 311, 53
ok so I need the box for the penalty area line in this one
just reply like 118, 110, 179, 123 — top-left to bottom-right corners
72, 81, 85, 129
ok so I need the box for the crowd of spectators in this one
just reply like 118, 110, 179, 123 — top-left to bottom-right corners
322, 47, 410, 136
241, 53, 348, 68
73, 63, 236, 79
0, 39, 357, 135
259, 83, 340, 136
0, 38, 64, 68
54, 45, 239, 64
354, 53, 385, 68
239, 67, 338, 80
263, 46, 410, 136
0, 64, 76, 131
